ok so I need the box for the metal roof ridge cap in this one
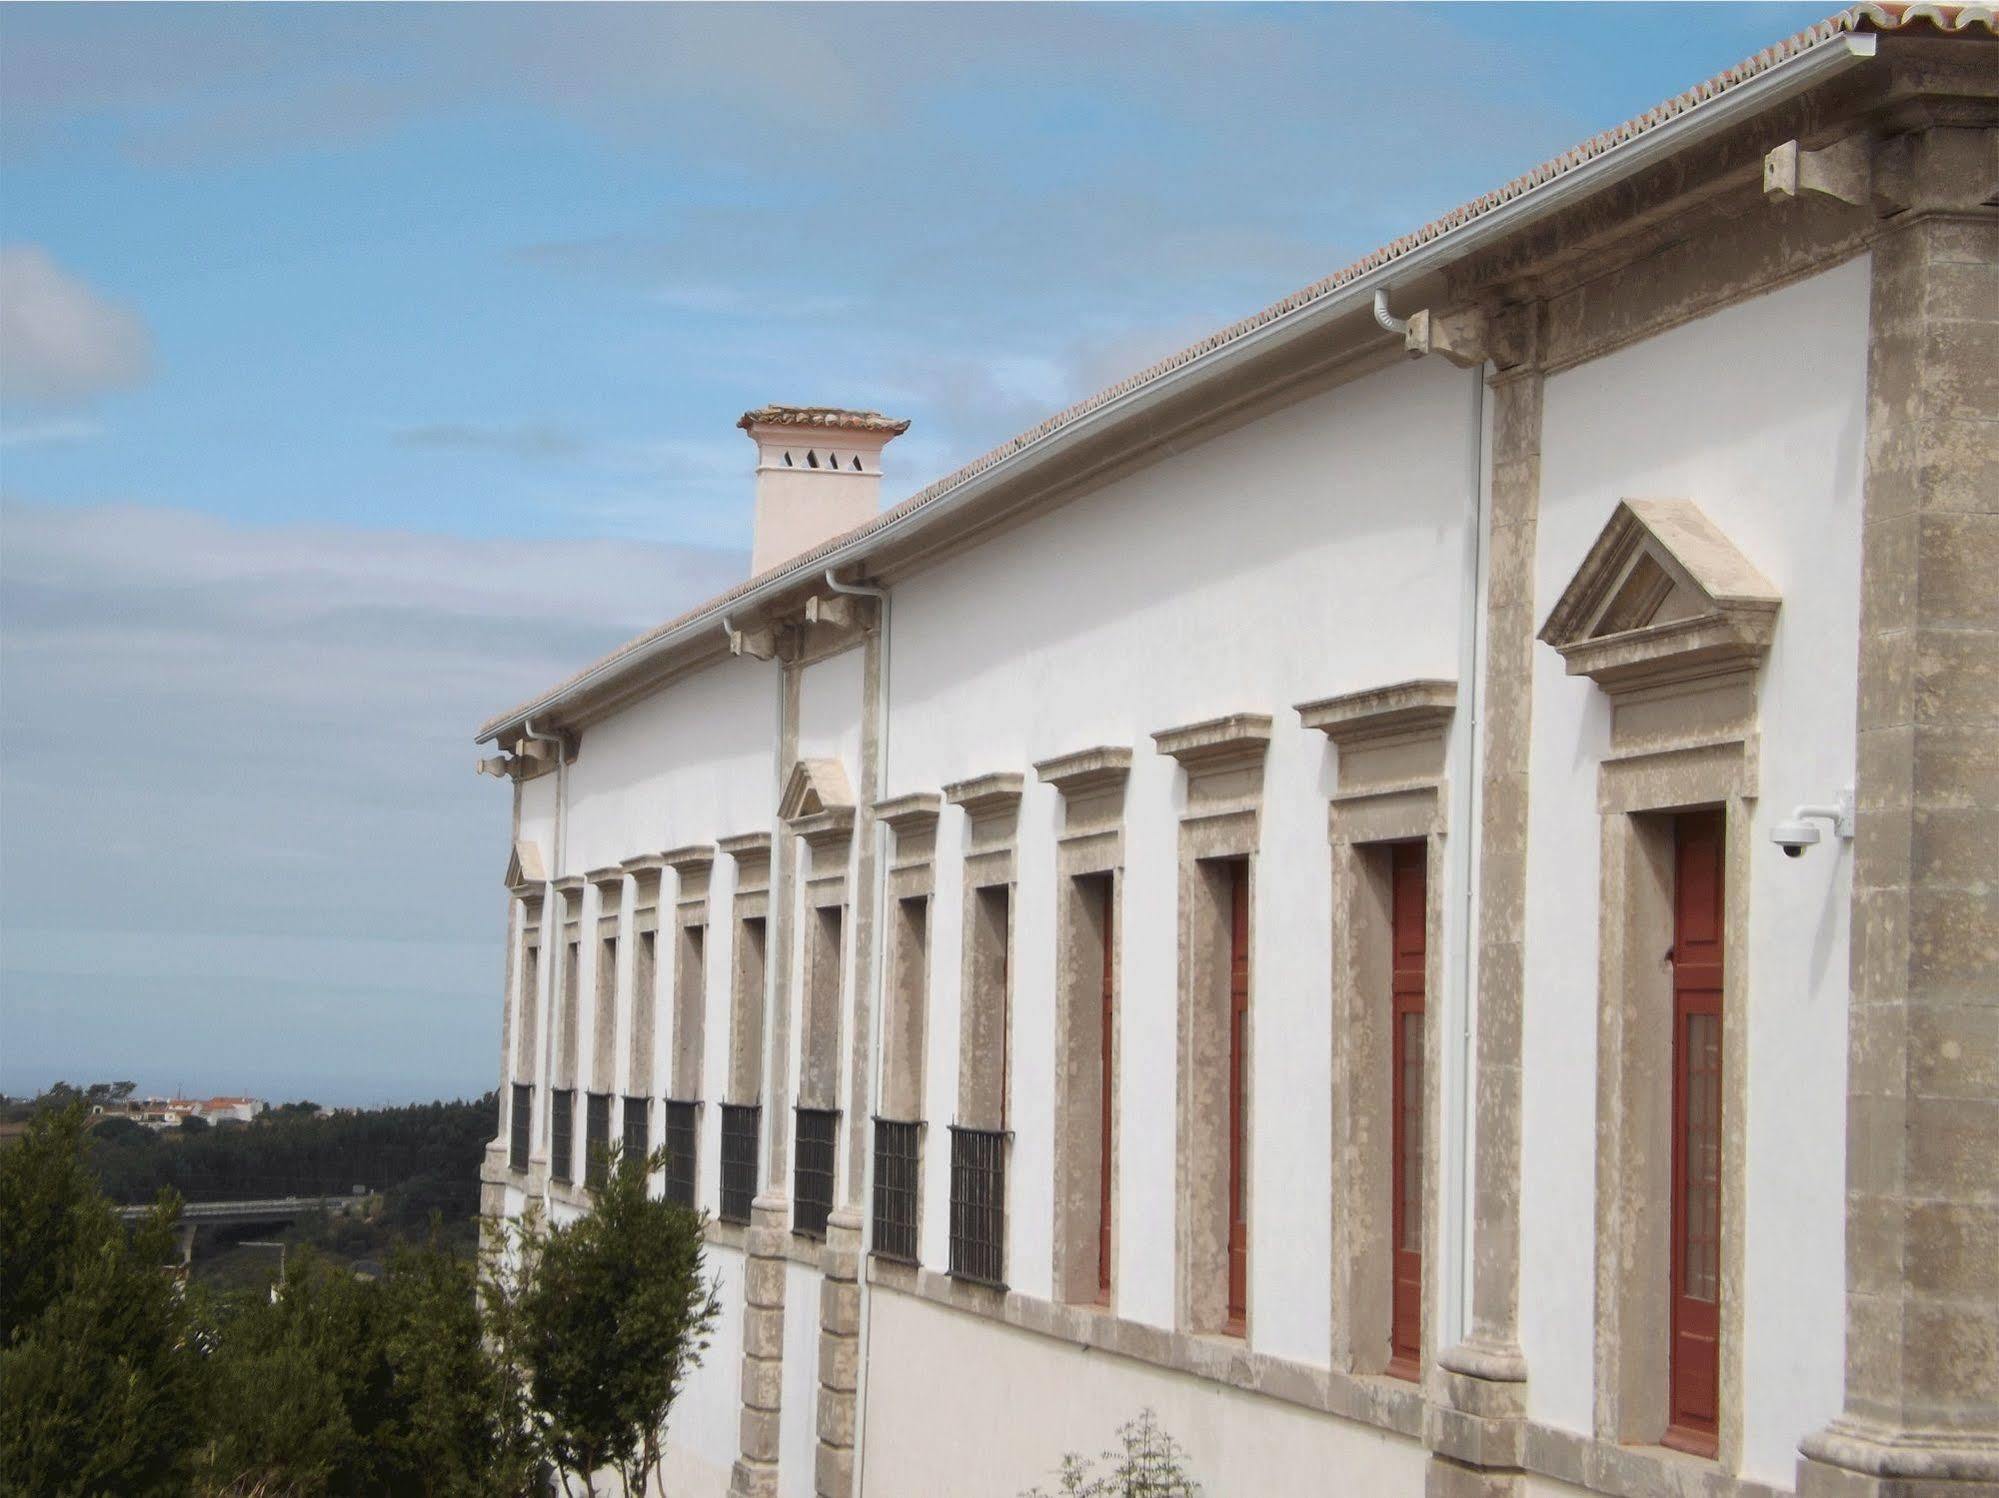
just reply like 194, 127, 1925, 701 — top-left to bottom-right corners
476, 29, 1876, 746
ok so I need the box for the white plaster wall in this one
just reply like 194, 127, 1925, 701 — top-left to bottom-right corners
562, 656, 780, 877
887, 355, 1480, 1355
662, 1241, 747, 1497
860, 1288, 1431, 1497
1522, 256, 1867, 1478
780, 1261, 822, 1498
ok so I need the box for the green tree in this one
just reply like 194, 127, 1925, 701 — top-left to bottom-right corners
489, 1147, 721, 1496
0, 1104, 204, 1498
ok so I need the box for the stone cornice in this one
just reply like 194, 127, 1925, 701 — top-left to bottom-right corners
716, 831, 773, 862
1034, 745, 1133, 799
874, 792, 942, 838
1297, 680, 1456, 747
585, 864, 626, 885
1151, 712, 1273, 775
943, 772, 1025, 823
790, 805, 857, 851
551, 875, 587, 895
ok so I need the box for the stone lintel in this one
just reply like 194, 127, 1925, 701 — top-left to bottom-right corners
1151, 712, 1274, 775
551, 875, 587, 895
661, 843, 719, 872
943, 771, 1026, 822
1554, 613, 1777, 693
1297, 680, 1457, 748
1034, 744, 1134, 799
873, 792, 942, 838
790, 805, 856, 852
584, 864, 625, 887
718, 831, 774, 862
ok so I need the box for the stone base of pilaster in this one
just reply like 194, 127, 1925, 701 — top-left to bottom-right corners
1798, 1419, 1999, 1498
729, 1195, 792, 1498
1425, 1341, 1530, 1498
814, 1209, 864, 1497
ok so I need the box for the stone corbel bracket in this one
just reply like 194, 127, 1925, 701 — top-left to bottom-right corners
1763, 133, 1910, 215
1403, 306, 1490, 368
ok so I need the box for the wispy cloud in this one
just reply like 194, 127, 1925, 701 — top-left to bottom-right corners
394, 420, 588, 461
0, 416, 102, 449
0, 498, 745, 1101
0, 245, 152, 408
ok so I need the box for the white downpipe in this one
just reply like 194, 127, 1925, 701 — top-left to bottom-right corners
823, 568, 891, 1495
1373, 289, 1409, 336
520, 716, 566, 1156
476, 27, 1875, 751
1444, 361, 1489, 1345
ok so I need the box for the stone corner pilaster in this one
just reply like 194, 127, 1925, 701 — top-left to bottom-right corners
730, 1193, 794, 1498
813, 1209, 864, 1497
1797, 1419, 1999, 1498
1424, 1341, 1531, 1498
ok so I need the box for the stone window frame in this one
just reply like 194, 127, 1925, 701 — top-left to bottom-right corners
655, 846, 715, 1106
943, 773, 1025, 1138
1539, 499, 1777, 1472
876, 794, 942, 1124
1151, 713, 1272, 1339
551, 876, 586, 1096
509, 889, 545, 1173
786, 759, 858, 1117
586, 866, 626, 1108
619, 857, 665, 1103
720, 834, 772, 1107
1297, 680, 1455, 1381
1033, 746, 1133, 1311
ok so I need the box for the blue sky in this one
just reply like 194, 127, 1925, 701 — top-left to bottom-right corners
0, 2, 1833, 1104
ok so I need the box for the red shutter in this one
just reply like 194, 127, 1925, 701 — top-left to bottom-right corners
1387, 842, 1427, 1380
1667, 810, 1724, 1456
1226, 862, 1250, 1333
1097, 877, 1115, 1301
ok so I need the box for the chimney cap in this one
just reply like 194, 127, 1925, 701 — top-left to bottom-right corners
738, 404, 910, 437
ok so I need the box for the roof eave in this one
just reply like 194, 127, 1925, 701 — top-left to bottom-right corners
476, 28, 1878, 747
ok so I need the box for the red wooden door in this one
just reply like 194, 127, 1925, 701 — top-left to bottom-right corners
1097, 878, 1115, 1301
1226, 861, 1250, 1332
1388, 842, 1427, 1379
1667, 811, 1724, 1455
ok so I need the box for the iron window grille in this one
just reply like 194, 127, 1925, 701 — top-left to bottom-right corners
872, 1118, 921, 1264
509, 1084, 532, 1172
585, 1092, 612, 1190
793, 1107, 839, 1240
664, 1099, 700, 1209
948, 1125, 1008, 1287
550, 1089, 575, 1183
621, 1095, 650, 1172
719, 1103, 760, 1225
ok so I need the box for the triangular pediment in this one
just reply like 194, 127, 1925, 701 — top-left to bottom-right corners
504, 839, 547, 891
779, 758, 855, 821
1539, 500, 1779, 692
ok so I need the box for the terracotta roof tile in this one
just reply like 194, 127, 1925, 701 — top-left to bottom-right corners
477, 3, 1994, 743
737, 405, 911, 436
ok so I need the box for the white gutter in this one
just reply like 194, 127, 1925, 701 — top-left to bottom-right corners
821, 568, 892, 1495
476, 29, 1873, 746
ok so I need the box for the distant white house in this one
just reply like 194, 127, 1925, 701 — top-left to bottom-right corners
475, 10, 1997, 1497
102, 1095, 267, 1130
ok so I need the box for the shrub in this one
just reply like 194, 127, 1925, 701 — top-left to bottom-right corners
1023, 1408, 1203, 1498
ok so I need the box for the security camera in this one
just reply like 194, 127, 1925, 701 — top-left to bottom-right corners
1770, 820, 1822, 858
1770, 786, 1854, 859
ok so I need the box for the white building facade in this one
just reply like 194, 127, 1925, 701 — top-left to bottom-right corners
477, 11, 1998, 1497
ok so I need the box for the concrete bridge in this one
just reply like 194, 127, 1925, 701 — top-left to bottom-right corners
118, 1192, 367, 1264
